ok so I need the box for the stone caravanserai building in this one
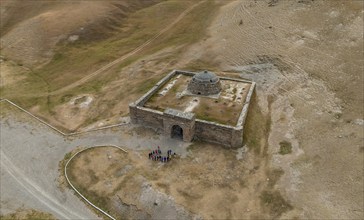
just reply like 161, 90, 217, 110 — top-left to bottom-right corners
187, 70, 222, 96
129, 70, 255, 148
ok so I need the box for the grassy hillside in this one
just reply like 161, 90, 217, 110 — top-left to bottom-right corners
0, 0, 222, 131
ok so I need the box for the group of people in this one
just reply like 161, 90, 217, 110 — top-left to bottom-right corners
148, 146, 175, 163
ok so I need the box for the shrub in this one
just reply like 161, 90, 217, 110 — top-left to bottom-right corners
279, 141, 292, 155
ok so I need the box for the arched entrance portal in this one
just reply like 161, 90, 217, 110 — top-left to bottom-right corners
171, 125, 183, 140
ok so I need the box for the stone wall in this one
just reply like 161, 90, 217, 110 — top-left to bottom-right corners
129, 105, 164, 129
187, 79, 221, 96
130, 103, 242, 147
231, 127, 244, 148
236, 82, 256, 128
129, 69, 255, 148
219, 76, 253, 83
194, 119, 242, 147
163, 109, 195, 142
134, 70, 177, 106
176, 70, 195, 77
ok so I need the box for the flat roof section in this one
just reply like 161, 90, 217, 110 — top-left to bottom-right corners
143, 71, 253, 126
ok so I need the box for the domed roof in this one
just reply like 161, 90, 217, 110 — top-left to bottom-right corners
193, 70, 219, 83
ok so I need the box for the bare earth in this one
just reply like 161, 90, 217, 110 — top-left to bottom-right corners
205, 1, 364, 218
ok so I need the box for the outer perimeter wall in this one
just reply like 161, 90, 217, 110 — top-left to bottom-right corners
129, 70, 254, 148
129, 106, 164, 129
194, 120, 243, 147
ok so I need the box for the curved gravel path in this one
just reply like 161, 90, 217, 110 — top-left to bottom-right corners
0, 110, 189, 219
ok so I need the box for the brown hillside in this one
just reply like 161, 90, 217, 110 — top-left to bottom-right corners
0, 0, 160, 67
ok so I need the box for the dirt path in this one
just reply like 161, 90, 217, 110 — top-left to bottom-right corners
22, 0, 206, 98
0, 107, 190, 218
1, 151, 85, 220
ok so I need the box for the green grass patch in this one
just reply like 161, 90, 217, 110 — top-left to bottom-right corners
2, 0, 195, 95
243, 93, 270, 155
279, 141, 292, 155
260, 190, 293, 218
133, 76, 162, 94
198, 113, 219, 122
64, 152, 73, 161
29, 0, 198, 92
2, 0, 222, 129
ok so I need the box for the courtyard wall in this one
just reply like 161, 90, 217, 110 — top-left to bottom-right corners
129, 105, 164, 129
129, 69, 255, 148
194, 119, 243, 147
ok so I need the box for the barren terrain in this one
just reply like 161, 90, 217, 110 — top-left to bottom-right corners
203, 1, 364, 218
67, 145, 279, 219
1, 0, 363, 219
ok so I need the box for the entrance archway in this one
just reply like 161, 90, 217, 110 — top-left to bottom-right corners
171, 125, 183, 140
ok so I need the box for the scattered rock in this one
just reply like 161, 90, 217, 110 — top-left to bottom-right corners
329, 11, 340, 18
68, 35, 79, 42
69, 95, 93, 108
353, 119, 364, 126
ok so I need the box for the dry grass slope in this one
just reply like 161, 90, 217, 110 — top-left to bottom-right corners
1, 0, 221, 132
0, 209, 55, 220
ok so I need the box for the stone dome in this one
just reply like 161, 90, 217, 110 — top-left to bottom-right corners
193, 70, 219, 83
187, 70, 221, 96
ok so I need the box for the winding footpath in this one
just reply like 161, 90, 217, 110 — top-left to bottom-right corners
1, 151, 85, 219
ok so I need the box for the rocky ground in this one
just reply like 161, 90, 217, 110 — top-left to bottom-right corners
202, 0, 363, 218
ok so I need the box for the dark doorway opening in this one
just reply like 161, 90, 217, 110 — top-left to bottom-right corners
171, 125, 183, 140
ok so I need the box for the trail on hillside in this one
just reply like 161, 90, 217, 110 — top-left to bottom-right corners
29, 0, 205, 98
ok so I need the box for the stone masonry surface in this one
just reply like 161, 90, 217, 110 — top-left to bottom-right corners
129, 70, 255, 148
